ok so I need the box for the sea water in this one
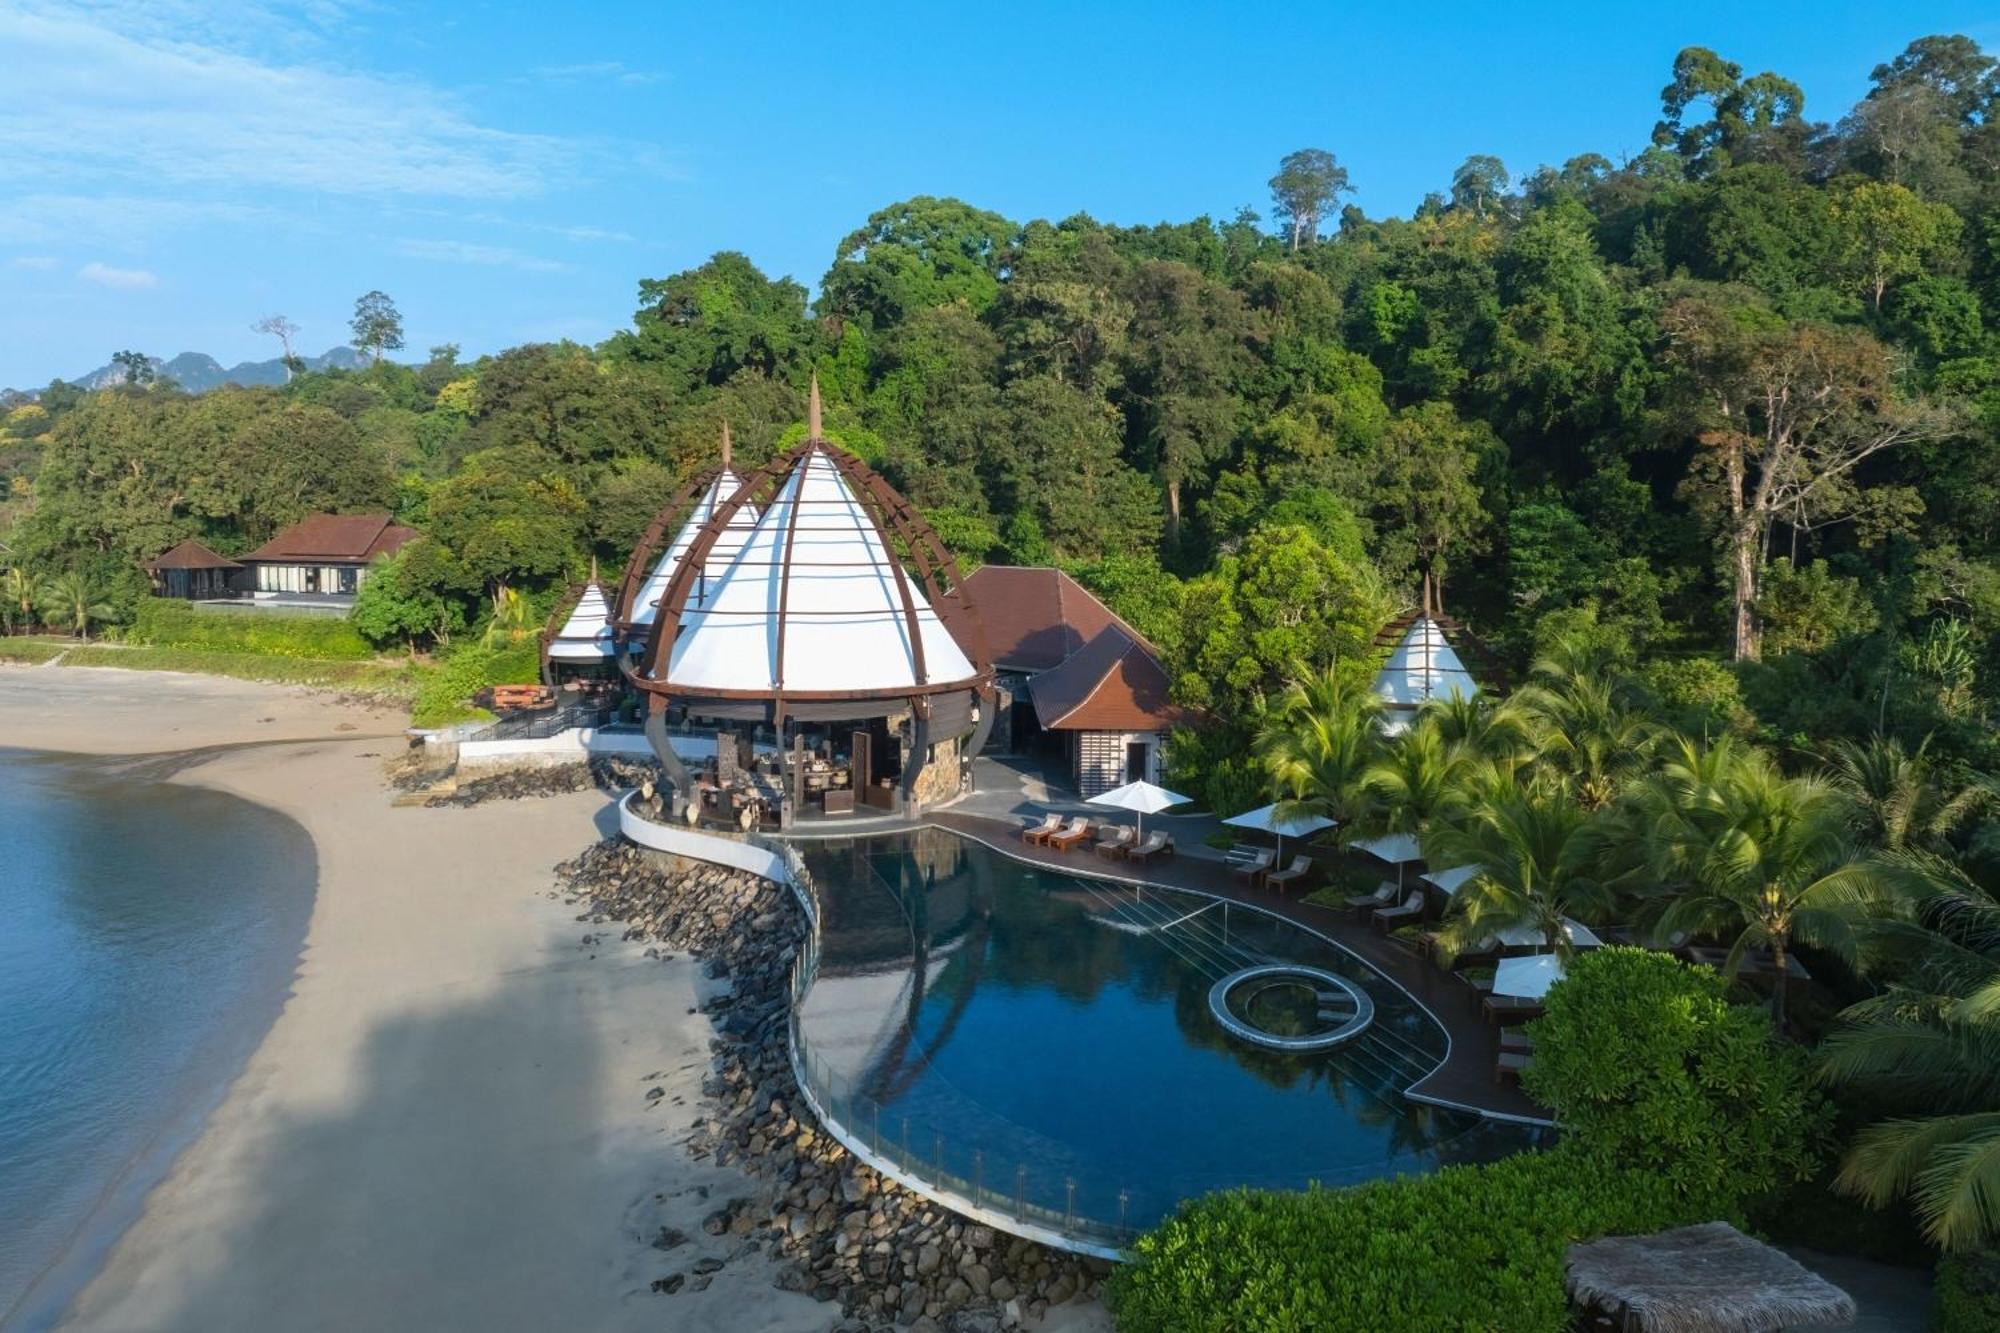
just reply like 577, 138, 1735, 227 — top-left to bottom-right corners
0, 749, 313, 1329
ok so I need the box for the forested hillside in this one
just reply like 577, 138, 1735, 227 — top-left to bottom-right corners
5, 38, 1999, 792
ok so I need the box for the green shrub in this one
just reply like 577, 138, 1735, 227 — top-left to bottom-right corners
1520, 947, 1829, 1204
408, 640, 540, 728
129, 598, 373, 660
1107, 1146, 1724, 1333
1935, 1250, 2000, 1333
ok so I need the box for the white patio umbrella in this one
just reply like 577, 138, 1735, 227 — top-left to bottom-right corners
1490, 917, 1604, 950
1087, 779, 1192, 840
1421, 864, 1482, 897
1493, 953, 1566, 999
1222, 802, 1337, 862
1353, 832, 1423, 890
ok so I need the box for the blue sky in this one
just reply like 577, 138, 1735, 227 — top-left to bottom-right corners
3, 1, 1997, 388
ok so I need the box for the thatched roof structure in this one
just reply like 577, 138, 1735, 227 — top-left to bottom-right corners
1566, 1222, 1856, 1333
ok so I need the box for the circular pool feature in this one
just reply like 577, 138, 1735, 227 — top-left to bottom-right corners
1209, 964, 1375, 1051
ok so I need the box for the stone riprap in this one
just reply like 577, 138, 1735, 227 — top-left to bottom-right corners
554, 837, 1112, 1331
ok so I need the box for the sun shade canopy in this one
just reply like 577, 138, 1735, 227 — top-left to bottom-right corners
625, 468, 758, 629
1373, 616, 1478, 710
1565, 1222, 1857, 1333
546, 581, 617, 660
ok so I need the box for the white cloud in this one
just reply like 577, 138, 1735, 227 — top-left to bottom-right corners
79, 261, 158, 288
0, 194, 275, 247
0, 7, 571, 200
8, 255, 60, 270
395, 239, 573, 274
530, 61, 664, 87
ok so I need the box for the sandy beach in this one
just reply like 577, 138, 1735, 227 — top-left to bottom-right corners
0, 667, 828, 1332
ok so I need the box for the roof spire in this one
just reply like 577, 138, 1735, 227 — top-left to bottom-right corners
720, 418, 733, 468
590, 553, 600, 584
807, 372, 823, 441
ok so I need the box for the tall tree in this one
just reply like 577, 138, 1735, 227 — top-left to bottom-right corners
1268, 149, 1351, 252
350, 291, 405, 365
109, 350, 154, 388
1653, 47, 1806, 175
252, 314, 302, 379
1449, 155, 1510, 219
1663, 295, 1938, 660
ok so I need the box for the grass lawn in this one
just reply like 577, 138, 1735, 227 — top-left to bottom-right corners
0, 636, 75, 665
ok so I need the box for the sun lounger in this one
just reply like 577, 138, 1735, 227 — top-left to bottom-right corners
1345, 881, 1397, 917
1372, 890, 1424, 931
1499, 1028, 1535, 1054
1231, 850, 1274, 885
1022, 813, 1063, 845
1046, 818, 1093, 851
1093, 825, 1137, 858
1496, 1050, 1535, 1081
1265, 854, 1315, 893
1127, 831, 1175, 863
1483, 995, 1545, 1024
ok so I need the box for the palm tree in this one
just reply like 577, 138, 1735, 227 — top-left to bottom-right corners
1514, 654, 1657, 810
482, 583, 534, 647
1253, 663, 1384, 851
2, 565, 35, 634
1819, 851, 2000, 1252
1417, 690, 1532, 773
1365, 717, 1475, 839
1644, 740, 1893, 1029
1824, 734, 1992, 854
38, 569, 112, 640
1424, 772, 1613, 958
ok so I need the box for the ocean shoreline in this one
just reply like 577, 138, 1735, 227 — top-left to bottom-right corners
0, 750, 316, 1331
0, 667, 833, 1333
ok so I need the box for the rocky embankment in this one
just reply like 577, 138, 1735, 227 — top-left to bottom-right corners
431, 756, 661, 807
554, 837, 1113, 1331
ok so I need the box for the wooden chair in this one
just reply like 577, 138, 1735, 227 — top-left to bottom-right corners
1127, 831, 1175, 864
1022, 813, 1063, 845
1231, 849, 1275, 886
1093, 825, 1137, 858
1344, 881, 1397, 918
1265, 854, 1315, 894
1046, 818, 1093, 851
1372, 890, 1424, 932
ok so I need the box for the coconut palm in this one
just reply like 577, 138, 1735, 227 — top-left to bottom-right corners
2, 565, 34, 633
1365, 717, 1476, 838
1824, 734, 1993, 854
1644, 741, 1893, 1029
1253, 663, 1384, 850
1819, 851, 2000, 1252
1416, 690, 1532, 773
482, 583, 534, 646
38, 569, 112, 640
1424, 772, 1614, 958
1513, 644, 1657, 810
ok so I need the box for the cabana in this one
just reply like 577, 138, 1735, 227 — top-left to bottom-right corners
609, 422, 762, 641
1372, 578, 1481, 733
628, 380, 994, 826
1566, 1221, 1856, 1332
539, 573, 619, 688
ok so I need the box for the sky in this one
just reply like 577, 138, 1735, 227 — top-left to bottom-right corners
3, 0, 1999, 389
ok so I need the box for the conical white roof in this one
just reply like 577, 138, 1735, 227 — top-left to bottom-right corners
630, 469, 758, 627
661, 445, 978, 696
1373, 617, 1477, 709
547, 581, 616, 660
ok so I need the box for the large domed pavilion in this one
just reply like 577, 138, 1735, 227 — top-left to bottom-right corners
626, 382, 993, 824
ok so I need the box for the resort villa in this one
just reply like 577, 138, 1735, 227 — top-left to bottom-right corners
958, 564, 1182, 796
143, 512, 418, 613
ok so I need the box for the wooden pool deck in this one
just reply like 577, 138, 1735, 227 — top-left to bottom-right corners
930, 810, 1553, 1126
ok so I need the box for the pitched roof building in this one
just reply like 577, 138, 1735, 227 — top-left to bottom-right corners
145, 538, 241, 600
242, 513, 417, 565
611, 425, 762, 636
958, 564, 1183, 797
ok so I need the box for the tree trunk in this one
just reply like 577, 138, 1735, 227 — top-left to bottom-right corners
1769, 935, 1789, 1033
1731, 517, 1762, 662
1165, 479, 1182, 541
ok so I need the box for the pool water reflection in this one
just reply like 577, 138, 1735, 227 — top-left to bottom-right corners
793, 828, 1543, 1239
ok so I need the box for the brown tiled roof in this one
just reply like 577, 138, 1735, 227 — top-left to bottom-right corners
146, 538, 240, 571
243, 513, 418, 563
957, 565, 1151, 673
1029, 627, 1183, 732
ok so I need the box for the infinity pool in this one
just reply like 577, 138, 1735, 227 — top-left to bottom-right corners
792, 829, 1540, 1241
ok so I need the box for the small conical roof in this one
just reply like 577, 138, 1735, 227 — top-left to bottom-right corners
630, 469, 759, 628
1373, 617, 1477, 709
547, 581, 616, 660
659, 444, 978, 696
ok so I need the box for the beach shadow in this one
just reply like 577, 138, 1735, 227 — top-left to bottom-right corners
61, 955, 646, 1333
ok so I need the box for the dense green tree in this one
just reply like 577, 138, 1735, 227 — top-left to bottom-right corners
350, 290, 405, 365
610, 252, 813, 393
1268, 149, 1351, 251
819, 196, 1017, 330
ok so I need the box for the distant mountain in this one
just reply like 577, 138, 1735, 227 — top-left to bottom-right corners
64, 346, 373, 393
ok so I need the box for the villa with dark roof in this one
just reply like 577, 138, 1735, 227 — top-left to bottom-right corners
956, 565, 1184, 796
238, 513, 418, 609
